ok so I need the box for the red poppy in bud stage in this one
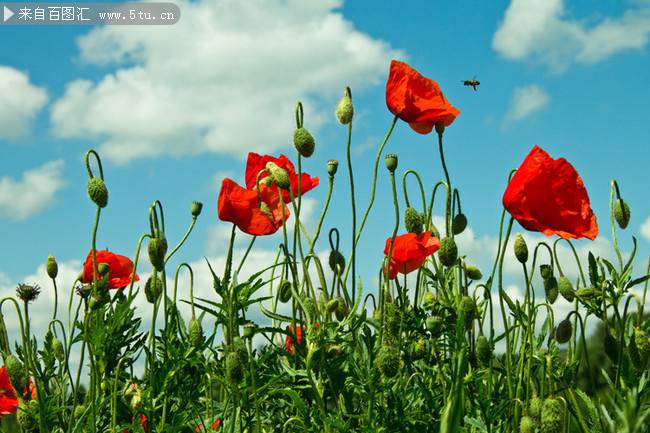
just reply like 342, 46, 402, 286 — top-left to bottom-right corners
385, 60, 460, 134
0, 366, 19, 415
384, 231, 440, 280
82, 250, 139, 289
503, 145, 598, 240
245, 152, 319, 203
218, 178, 290, 236
285, 323, 320, 355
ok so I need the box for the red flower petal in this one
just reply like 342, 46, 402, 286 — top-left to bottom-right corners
0, 366, 19, 415
503, 145, 598, 240
82, 250, 139, 289
245, 152, 319, 203
384, 231, 440, 279
386, 60, 460, 134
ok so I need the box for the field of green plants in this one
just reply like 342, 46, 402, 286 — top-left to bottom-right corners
1, 60, 649, 433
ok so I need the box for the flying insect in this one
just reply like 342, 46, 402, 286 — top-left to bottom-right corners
462, 77, 480, 91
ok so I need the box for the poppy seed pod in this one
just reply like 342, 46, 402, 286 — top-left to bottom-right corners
148, 235, 168, 272
225, 352, 244, 384
329, 250, 345, 274
265, 161, 291, 189
384, 154, 398, 173
144, 275, 163, 304
541, 397, 564, 433
519, 416, 534, 433
377, 346, 400, 378
52, 338, 65, 362
555, 318, 573, 343
243, 322, 256, 339
528, 397, 542, 421
464, 264, 483, 281
46, 255, 58, 279
16, 283, 40, 304
191, 201, 203, 218
426, 315, 443, 336
327, 159, 339, 176
544, 276, 559, 304
335, 92, 354, 124
614, 198, 631, 229
558, 276, 575, 302
452, 213, 468, 235
278, 280, 293, 303
188, 318, 205, 348
514, 234, 528, 264
438, 237, 458, 267
87, 177, 108, 208
476, 335, 492, 365
293, 127, 315, 158
404, 207, 424, 234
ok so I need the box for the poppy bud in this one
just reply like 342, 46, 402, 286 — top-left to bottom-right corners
519, 416, 534, 433
438, 237, 458, 267
426, 316, 443, 336
476, 335, 492, 365
293, 127, 315, 158
576, 287, 595, 298
422, 292, 437, 310
544, 276, 559, 304
5, 355, 27, 391
404, 207, 424, 234
384, 154, 398, 173
383, 302, 401, 339
377, 346, 400, 378
97, 262, 110, 277
148, 235, 168, 272
613, 198, 631, 229
16, 283, 41, 304
435, 122, 445, 135
302, 298, 317, 320
514, 234, 528, 264
259, 176, 273, 187
46, 255, 58, 279
188, 318, 205, 348
328, 250, 345, 275
558, 276, 575, 302
555, 318, 573, 343
243, 322, 256, 339
87, 177, 108, 208
325, 298, 339, 315
278, 280, 293, 303
630, 327, 650, 370
541, 397, 564, 433
539, 264, 552, 280
265, 162, 291, 189
191, 201, 203, 218
411, 338, 427, 360
528, 397, 542, 421
464, 264, 482, 281
452, 213, 468, 235
327, 159, 339, 176
335, 91, 354, 125
335, 296, 348, 321
226, 352, 244, 384
52, 338, 65, 362
460, 296, 477, 326
144, 275, 163, 304
74, 404, 86, 419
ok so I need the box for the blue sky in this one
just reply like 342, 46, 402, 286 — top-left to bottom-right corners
1, 0, 650, 321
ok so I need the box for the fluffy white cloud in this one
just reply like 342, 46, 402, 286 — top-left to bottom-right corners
0, 160, 66, 220
504, 85, 550, 123
641, 216, 650, 242
0, 66, 48, 139
493, 0, 650, 71
50, 0, 400, 164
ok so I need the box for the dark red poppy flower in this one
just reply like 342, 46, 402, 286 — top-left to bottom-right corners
503, 145, 598, 240
384, 231, 440, 280
386, 60, 460, 134
139, 413, 147, 432
245, 152, 319, 203
0, 366, 19, 415
285, 323, 320, 355
218, 178, 290, 236
82, 250, 139, 289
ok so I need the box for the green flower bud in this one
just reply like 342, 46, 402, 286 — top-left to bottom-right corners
73, 404, 86, 419
540, 264, 552, 280
278, 280, 293, 303
576, 287, 595, 298
422, 292, 437, 310
426, 316, 443, 336
384, 154, 398, 173
87, 177, 108, 208
544, 276, 559, 304
476, 335, 492, 365
372, 309, 381, 323
226, 352, 244, 384
325, 298, 339, 315
327, 159, 339, 176
328, 250, 346, 275
335, 296, 348, 321
438, 237, 458, 267
265, 161, 291, 189
97, 262, 110, 277
191, 201, 203, 218
16, 283, 41, 304
630, 327, 650, 370
377, 346, 400, 378
302, 298, 317, 320
614, 198, 631, 229
144, 275, 163, 304
52, 338, 65, 362
243, 322, 256, 339
529, 396, 542, 421
519, 416, 534, 433
460, 296, 477, 329
293, 127, 315, 158
555, 318, 573, 344
452, 213, 468, 235
404, 207, 424, 234
335, 91, 354, 125
541, 397, 564, 433
383, 302, 401, 339
514, 234, 528, 264
188, 318, 205, 348
464, 264, 482, 281
411, 338, 427, 360
148, 236, 168, 272
558, 276, 575, 302
5, 355, 27, 390
46, 255, 58, 279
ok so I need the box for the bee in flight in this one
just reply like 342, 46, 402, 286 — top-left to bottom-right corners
462, 76, 480, 91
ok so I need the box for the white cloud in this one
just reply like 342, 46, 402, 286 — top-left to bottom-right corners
493, 0, 650, 71
504, 85, 550, 123
50, 0, 400, 164
641, 216, 650, 242
0, 160, 66, 220
0, 66, 48, 139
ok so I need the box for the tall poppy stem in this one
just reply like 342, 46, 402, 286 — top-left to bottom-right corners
436, 129, 452, 236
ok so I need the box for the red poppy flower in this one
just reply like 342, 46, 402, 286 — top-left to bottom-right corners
139, 413, 147, 432
23, 377, 36, 400
82, 250, 139, 289
195, 418, 221, 431
385, 60, 460, 134
245, 152, 319, 203
384, 231, 440, 280
0, 366, 19, 415
285, 323, 320, 355
218, 178, 290, 236
502, 145, 598, 240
